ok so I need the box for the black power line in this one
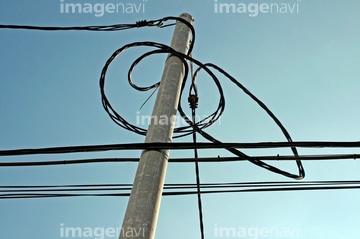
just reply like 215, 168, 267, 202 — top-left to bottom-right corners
2, 141, 360, 157
2, 180, 360, 199
1, 153, 360, 167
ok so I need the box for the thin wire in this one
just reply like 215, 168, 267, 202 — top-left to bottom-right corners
139, 86, 159, 110
2, 181, 360, 199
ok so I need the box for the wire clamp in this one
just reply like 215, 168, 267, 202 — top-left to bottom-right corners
136, 20, 148, 28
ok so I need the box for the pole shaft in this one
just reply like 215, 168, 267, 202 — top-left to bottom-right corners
119, 13, 193, 239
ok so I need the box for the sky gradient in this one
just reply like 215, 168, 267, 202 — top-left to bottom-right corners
1, 0, 360, 238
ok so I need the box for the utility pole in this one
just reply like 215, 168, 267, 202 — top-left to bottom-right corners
119, 13, 193, 239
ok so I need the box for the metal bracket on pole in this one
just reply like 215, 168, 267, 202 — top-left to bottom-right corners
119, 13, 194, 239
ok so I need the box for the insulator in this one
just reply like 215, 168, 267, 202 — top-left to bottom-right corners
188, 94, 198, 109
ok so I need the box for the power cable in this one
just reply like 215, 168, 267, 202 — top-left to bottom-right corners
1, 153, 360, 167
2, 141, 360, 156
3, 180, 360, 189
0, 181, 354, 193
2, 180, 360, 199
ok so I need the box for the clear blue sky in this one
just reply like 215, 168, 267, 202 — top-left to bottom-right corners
1, 0, 360, 238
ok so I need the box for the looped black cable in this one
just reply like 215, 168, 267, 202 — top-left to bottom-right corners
100, 41, 222, 138
158, 16, 196, 54
178, 62, 304, 179
99, 40, 305, 179
100, 42, 191, 136
81, 12, 305, 179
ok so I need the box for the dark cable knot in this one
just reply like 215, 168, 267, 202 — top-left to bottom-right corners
188, 94, 198, 109
136, 20, 148, 28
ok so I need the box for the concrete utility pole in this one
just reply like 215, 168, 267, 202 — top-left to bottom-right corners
119, 13, 193, 239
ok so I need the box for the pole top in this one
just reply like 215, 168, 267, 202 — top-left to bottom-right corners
179, 13, 194, 23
